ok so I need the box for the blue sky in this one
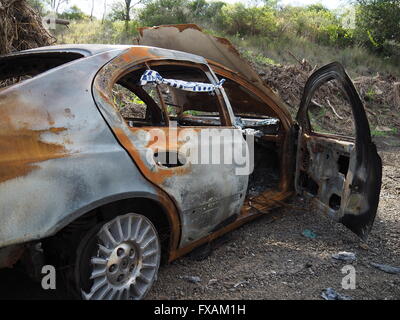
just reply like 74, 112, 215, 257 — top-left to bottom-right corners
68, 0, 350, 19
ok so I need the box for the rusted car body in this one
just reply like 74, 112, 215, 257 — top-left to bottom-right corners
0, 25, 381, 299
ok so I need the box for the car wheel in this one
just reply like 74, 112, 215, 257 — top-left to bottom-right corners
75, 213, 161, 300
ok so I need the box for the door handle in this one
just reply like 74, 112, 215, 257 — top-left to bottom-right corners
153, 151, 186, 168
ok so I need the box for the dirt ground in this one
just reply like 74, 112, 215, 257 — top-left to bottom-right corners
0, 138, 398, 300
146, 137, 400, 300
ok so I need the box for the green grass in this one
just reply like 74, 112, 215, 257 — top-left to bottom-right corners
366, 88, 377, 100
371, 127, 398, 137
242, 49, 279, 66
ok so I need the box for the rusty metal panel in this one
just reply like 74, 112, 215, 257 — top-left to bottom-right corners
295, 133, 354, 220
135, 26, 297, 196
0, 48, 165, 248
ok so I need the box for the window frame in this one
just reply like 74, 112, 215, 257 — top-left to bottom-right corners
304, 79, 357, 142
112, 59, 233, 129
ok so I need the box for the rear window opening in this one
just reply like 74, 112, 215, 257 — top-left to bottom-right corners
0, 52, 84, 89
113, 63, 227, 127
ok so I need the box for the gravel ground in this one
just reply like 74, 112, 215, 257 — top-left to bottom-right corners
0, 139, 399, 300
147, 138, 400, 300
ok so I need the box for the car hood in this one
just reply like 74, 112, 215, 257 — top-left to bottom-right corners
136, 24, 290, 114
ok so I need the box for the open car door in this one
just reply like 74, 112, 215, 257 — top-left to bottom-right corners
295, 62, 382, 239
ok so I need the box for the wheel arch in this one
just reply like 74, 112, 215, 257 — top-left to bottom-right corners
48, 192, 181, 262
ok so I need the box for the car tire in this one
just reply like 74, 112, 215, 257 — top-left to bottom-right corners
74, 213, 161, 300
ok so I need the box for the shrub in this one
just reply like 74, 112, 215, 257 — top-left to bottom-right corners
56, 20, 139, 44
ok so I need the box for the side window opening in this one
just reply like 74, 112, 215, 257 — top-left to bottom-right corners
113, 64, 226, 127
0, 52, 84, 89
222, 78, 277, 118
308, 79, 355, 137
113, 84, 146, 119
113, 67, 166, 127
219, 77, 283, 199
112, 81, 166, 127
153, 65, 225, 127
220, 78, 281, 135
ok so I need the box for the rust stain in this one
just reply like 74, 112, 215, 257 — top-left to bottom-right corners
215, 36, 242, 55
46, 111, 55, 126
242, 189, 291, 214
137, 127, 191, 150
113, 127, 190, 185
155, 188, 181, 261
207, 59, 236, 73
119, 47, 160, 63
94, 47, 164, 108
0, 127, 68, 184
0, 93, 70, 184
98, 88, 113, 106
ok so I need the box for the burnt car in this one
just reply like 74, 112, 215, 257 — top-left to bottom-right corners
0, 25, 381, 300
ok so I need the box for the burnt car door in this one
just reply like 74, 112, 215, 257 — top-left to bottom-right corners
93, 50, 250, 248
295, 62, 382, 239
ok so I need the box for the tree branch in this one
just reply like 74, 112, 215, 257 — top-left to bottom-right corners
326, 99, 344, 120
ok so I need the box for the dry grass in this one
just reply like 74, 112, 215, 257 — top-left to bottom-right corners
250, 59, 400, 135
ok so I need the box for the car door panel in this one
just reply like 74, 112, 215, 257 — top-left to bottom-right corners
296, 62, 382, 239
126, 126, 248, 247
297, 134, 353, 213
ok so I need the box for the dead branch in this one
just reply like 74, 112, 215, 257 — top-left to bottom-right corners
326, 99, 344, 120
288, 51, 303, 66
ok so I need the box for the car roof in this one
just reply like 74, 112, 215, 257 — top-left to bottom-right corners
19, 44, 132, 57
3, 44, 208, 65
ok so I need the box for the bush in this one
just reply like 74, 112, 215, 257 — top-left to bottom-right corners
218, 3, 277, 37
56, 20, 139, 44
58, 5, 88, 21
139, 0, 191, 26
354, 0, 400, 53
276, 5, 353, 47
